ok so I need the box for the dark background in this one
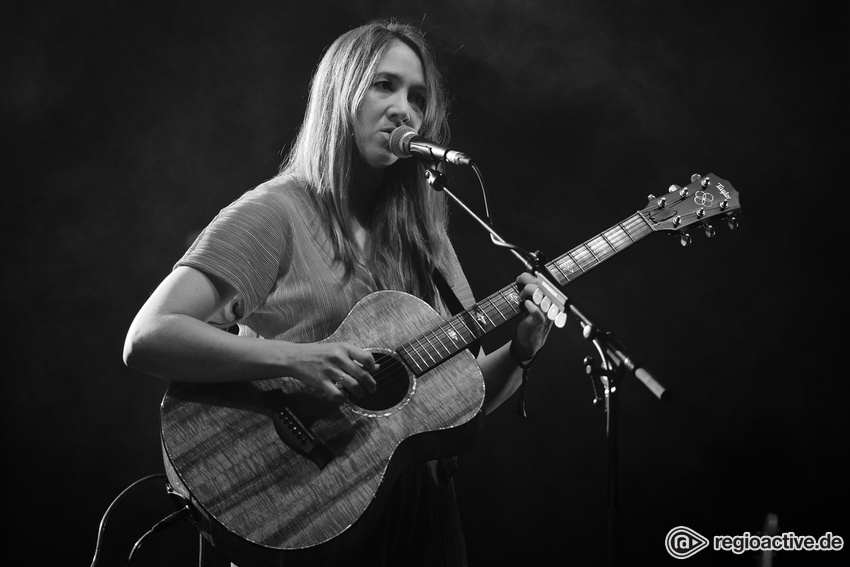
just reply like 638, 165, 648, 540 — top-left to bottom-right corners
3, 1, 848, 565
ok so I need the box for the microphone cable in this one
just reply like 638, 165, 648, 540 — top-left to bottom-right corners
126, 504, 191, 566
468, 161, 534, 259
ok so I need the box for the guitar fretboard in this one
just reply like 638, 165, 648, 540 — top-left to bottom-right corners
398, 212, 654, 375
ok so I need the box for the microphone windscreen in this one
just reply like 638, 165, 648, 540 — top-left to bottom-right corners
389, 125, 417, 158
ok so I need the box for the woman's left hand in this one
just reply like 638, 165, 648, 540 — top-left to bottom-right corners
513, 272, 555, 360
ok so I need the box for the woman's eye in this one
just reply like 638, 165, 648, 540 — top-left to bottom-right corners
411, 94, 426, 110
375, 80, 392, 90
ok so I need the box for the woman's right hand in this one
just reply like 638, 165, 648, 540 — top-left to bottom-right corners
283, 342, 378, 403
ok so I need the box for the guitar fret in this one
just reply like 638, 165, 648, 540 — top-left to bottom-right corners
454, 313, 480, 343
568, 252, 585, 273
411, 334, 436, 364
420, 335, 440, 364
584, 243, 600, 263
446, 318, 469, 345
470, 306, 487, 333
443, 324, 465, 353
611, 225, 631, 248
550, 260, 571, 284
405, 340, 428, 369
423, 329, 449, 360
588, 238, 614, 262
618, 222, 637, 243
558, 256, 578, 279
502, 290, 521, 313
436, 330, 455, 357
480, 302, 497, 327
497, 288, 522, 314
631, 213, 653, 236
441, 320, 464, 349
575, 248, 596, 270
400, 344, 426, 375
483, 297, 503, 322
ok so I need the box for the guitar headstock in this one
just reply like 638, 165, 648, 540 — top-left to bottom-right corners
641, 173, 741, 245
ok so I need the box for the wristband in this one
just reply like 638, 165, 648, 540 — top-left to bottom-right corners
510, 338, 540, 417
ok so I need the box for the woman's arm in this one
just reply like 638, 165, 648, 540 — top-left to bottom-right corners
477, 273, 553, 414
122, 266, 377, 401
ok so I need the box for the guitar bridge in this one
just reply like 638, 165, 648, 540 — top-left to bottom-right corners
273, 406, 333, 469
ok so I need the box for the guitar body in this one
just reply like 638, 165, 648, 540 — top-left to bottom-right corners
161, 290, 486, 567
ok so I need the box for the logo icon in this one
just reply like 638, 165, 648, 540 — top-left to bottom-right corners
665, 526, 709, 559
694, 191, 714, 207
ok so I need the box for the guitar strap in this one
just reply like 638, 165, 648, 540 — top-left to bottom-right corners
432, 268, 481, 357
433, 269, 534, 418
432, 268, 537, 417
431, 268, 478, 481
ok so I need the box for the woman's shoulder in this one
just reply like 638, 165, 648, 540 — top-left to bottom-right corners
220, 174, 318, 223
241, 174, 311, 208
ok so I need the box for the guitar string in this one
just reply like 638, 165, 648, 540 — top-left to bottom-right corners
403, 216, 650, 372
408, 205, 711, 369
381, 201, 722, 397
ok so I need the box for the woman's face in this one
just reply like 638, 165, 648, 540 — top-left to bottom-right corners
354, 40, 427, 169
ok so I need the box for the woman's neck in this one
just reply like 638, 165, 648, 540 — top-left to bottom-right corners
348, 156, 386, 226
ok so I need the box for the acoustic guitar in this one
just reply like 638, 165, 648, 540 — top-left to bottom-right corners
161, 173, 740, 566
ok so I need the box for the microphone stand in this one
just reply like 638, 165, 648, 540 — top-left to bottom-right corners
423, 164, 670, 567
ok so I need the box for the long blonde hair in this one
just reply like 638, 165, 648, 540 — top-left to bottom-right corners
278, 19, 453, 306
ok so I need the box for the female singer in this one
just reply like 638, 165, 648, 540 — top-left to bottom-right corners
124, 19, 552, 566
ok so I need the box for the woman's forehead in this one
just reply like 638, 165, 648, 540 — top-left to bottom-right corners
374, 40, 425, 88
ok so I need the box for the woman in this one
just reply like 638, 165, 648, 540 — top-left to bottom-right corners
124, 19, 551, 566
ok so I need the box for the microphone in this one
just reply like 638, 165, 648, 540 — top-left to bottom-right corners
389, 126, 473, 166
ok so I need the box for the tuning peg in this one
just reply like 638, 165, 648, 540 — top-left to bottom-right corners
701, 177, 711, 188
657, 196, 666, 208
702, 222, 715, 238
647, 193, 656, 201
720, 200, 729, 211
679, 232, 692, 247
668, 184, 681, 193
727, 215, 739, 230
691, 173, 702, 182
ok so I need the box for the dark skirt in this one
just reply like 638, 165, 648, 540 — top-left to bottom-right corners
345, 458, 468, 567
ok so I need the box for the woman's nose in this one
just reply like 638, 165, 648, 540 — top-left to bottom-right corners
390, 107, 410, 126
389, 94, 413, 126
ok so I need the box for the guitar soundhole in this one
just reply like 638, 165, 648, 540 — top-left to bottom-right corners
349, 351, 412, 412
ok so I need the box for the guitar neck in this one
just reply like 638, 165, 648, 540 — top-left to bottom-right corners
398, 212, 654, 374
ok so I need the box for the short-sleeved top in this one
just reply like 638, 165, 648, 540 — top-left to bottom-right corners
177, 177, 475, 339
175, 177, 475, 566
